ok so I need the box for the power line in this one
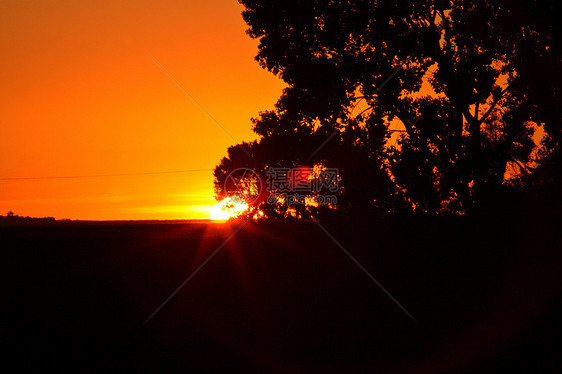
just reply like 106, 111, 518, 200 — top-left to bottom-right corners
0, 169, 213, 181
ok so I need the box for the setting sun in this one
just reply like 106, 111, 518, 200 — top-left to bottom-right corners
210, 196, 249, 220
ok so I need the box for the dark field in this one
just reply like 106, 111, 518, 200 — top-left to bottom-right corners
4, 216, 561, 373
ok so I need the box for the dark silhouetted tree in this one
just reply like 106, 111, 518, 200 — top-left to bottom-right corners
215, 0, 560, 217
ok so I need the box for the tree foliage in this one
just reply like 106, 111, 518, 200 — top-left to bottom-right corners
215, 0, 561, 216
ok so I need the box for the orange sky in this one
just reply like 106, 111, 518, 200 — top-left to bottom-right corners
0, 0, 285, 220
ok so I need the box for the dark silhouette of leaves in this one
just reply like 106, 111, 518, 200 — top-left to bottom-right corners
215, 0, 561, 217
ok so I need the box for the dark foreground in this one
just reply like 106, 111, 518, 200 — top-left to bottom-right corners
4, 215, 561, 373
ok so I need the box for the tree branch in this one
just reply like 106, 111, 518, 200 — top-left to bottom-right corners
478, 85, 510, 125
510, 157, 536, 174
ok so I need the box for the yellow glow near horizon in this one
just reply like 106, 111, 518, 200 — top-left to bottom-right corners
210, 197, 249, 221
0, 0, 286, 220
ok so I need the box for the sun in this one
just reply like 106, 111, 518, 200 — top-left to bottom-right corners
210, 197, 249, 221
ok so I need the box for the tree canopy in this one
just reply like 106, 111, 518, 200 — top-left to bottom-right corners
215, 0, 561, 217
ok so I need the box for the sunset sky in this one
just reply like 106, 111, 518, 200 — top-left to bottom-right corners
0, 0, 285, 220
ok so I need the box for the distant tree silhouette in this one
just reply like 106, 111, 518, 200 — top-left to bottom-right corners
215, 0, 561, 216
